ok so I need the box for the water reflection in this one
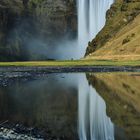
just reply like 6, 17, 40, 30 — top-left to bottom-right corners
0, 74, 78, 139
87, 73, 140, 140
0, 73, 139, 139
78, 74, 114, 140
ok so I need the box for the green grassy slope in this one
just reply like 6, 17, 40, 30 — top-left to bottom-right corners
0, 60, 139, 67
86, 0, 140, 60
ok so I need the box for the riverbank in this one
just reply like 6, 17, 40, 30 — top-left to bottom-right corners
0, 65, 139, 87
0, 60, 140, 67
0, 65, 139, 88
0, 65, 140, 74
0, 121, 44, 140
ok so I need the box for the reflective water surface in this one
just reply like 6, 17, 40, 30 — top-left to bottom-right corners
0, 73, 140, 140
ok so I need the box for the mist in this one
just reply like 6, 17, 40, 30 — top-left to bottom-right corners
26, 37, 81, 60
5, 0, 114, 61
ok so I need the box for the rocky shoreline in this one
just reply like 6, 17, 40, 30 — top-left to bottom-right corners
1, 65, 140, 89
0, 120, 77, 140
0, 120, 69, 140
0, 66, 139, 87
0, 66, 140, 73
0, 121, 44, 140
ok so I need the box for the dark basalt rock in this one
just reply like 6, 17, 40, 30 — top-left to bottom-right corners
0, 0, 77, 61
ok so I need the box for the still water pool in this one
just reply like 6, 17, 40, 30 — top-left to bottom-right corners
0, 72, 140, 140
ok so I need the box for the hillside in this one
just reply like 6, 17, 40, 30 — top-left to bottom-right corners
85, 0, 140, 60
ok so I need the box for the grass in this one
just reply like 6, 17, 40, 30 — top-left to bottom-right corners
86, 1, 140, 56
0, 60, 139, 67
86, 14, 140, 58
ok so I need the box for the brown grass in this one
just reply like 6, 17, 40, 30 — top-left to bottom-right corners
86, 14, 140, 60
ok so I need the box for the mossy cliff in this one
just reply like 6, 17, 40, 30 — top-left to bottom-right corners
28, 0, 77, 38
0, 1, 24, 61
86, 0, 140, 60
0, 0, 76, 61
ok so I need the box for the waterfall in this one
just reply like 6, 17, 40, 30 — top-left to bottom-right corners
78, 74, 114, 140
77, 0, 114, 57
77, 1, 115, 138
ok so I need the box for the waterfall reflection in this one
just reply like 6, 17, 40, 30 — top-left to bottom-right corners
78, 74, 114, 140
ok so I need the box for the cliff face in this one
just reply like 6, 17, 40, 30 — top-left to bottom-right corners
28, 0, 77, 39
86, 0, 140, 60
0, 0, 24, 60
0, 0, 77, 61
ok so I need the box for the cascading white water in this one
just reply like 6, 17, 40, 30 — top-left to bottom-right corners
78, 74, 114, 140
77, 1, 115, 139
77, 0, 114, 57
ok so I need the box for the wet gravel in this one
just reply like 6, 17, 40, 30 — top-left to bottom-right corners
0, 66, 139, 73
0, 121, 44, 140
0, 121, 70, 140
0, 66, 139, 87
